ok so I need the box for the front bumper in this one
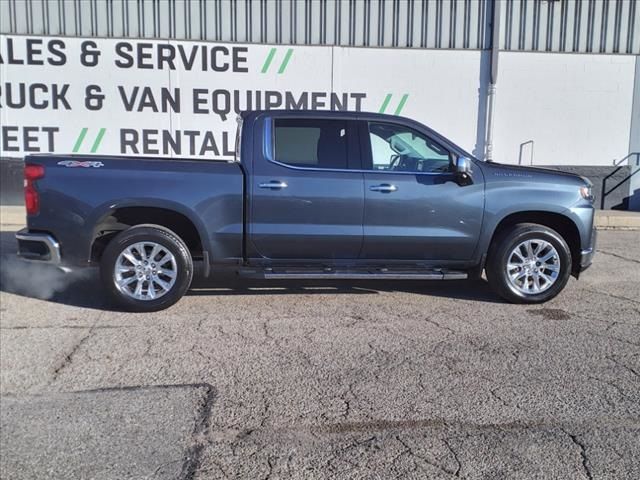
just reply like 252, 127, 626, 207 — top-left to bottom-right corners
579, 228, 597, 272
15, 228, 62, 265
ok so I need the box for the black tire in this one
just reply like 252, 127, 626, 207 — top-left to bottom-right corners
100, 224, 193, 312
486, 223, 572, 304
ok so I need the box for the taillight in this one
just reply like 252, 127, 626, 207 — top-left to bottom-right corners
24, 163, 45, 215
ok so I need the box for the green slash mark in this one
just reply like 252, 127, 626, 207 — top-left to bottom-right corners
394, 94, 409, 115
277, 48, 293, 74
72, 128, 88, 153
90, 128, 106, 153
261, 48, 277, 73
379, 94, 392, 114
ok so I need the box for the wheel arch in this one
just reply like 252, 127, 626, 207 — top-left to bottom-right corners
89, 201, 209, 264
486, 211, 582, 276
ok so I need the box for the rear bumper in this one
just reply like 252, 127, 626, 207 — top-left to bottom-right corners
15, 228, 62, 265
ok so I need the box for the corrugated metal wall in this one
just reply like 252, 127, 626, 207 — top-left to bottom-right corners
502, 0, 639, 53
1, 0, 639, 54
0, 0, 494, 49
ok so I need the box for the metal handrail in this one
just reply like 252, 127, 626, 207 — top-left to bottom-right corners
612, 152, 640, 167
518, 140, 534, 166
601, 152, 640, 209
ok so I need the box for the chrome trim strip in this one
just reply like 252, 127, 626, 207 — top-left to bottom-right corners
258, 181, 288, 189
265, 155, 454, 176
263, 272, 468, 280
263, 116, 454, 176
369, 184, 398, 192
442, 272, 469, 280
15, 230, 62, 265
264, 272, 444, 280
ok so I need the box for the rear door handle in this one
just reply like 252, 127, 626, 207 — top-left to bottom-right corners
369, 184, 398, 193
259, 181, 288, 190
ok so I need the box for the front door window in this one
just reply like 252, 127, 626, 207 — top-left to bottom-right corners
368, 122, 452, 173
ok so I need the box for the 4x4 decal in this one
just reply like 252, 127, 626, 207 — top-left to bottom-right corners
57, 160, 104, 168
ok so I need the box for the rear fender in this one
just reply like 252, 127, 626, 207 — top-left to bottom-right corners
87, 198, 211, 262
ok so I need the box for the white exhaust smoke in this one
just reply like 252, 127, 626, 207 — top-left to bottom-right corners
0, 255, 92, 300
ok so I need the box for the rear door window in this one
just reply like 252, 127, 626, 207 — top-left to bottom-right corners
273, 119, 349, 170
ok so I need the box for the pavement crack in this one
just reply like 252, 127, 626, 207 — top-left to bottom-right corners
423, 316, 457, 335
179, 383, 216, 480
259, 390, 271, 429
390, 439, 413, 472
587, 376, 632, 403
596, 249, 640, 265
262, 456, 275, 480
606, 355, 639, 378
442, 438, 462, 477
489, 388, 522, 411
49, 321, 99, 383
562, 430, 593, 480
196, 316, 207, 332
586, 330, 640, 348
395, 435, 456, 477
340, 381, 359, 419
341, 397, 351, 419
261, 318, 280, 348
0, 324, 132, 330
150, 458, 183, 479
584, 288, 640, 306
197, 460, 230, 479
344, 314, 365, 328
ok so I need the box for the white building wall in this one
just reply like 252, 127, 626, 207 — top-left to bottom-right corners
492, 52, 637, 166
332, 47, 485, 157
0, 33, 637, 169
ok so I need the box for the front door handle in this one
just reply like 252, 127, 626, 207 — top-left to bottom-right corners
259, 181, 288, 190
369, 183, 398, 193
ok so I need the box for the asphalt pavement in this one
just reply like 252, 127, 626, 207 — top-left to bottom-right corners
1, 226, 639, 479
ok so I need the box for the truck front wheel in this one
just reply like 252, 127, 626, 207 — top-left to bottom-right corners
486, 223, 572, 304
100, 225, 193, 312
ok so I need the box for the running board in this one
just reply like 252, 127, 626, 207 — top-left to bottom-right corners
244, 269, 468, 281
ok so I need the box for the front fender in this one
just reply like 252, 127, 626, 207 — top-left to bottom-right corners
475, 180, 583, 258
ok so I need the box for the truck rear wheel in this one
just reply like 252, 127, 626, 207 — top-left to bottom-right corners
486, 223, 572, 304
100, 225, 193, 312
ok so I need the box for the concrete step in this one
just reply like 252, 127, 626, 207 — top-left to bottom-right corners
0, 205, 25, 228
594, 210, 640, 230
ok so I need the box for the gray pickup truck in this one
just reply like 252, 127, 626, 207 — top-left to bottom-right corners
17, 110, 596, 311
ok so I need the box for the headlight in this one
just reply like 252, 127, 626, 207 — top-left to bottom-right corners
580, 185, 594, 203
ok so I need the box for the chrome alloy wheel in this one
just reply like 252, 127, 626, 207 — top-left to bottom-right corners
113, 242, 177, 301
505, 239, 560, 295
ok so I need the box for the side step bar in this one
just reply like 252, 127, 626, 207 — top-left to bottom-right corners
245, 269, 468, 281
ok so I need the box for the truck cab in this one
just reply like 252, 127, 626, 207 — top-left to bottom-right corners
245, 111, 483, 264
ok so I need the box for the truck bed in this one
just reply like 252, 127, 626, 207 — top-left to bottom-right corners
24, 154, 245, 266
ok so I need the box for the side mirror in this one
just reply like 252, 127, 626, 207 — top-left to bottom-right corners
454, 157, 473, 186
455, 156, 472, 174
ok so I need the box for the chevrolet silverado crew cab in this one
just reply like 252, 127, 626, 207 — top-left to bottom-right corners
16, 110, 596, 311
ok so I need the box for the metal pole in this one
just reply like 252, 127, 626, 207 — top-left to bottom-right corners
485, 0, 501, 162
